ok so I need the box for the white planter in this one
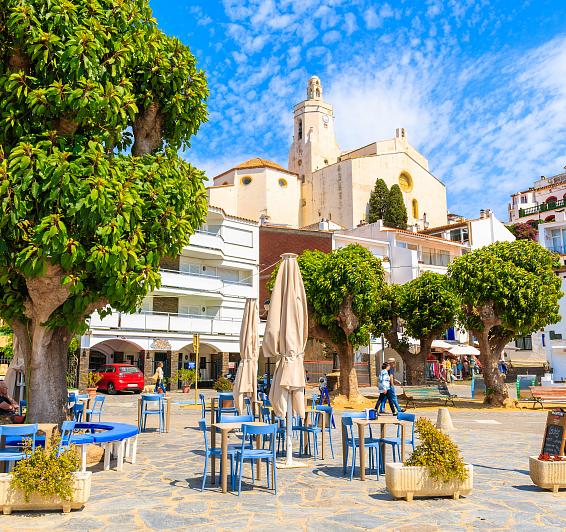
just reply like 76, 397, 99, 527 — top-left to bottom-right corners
385, 463, 473, 501
0, 471, 91, 514
529, 456, 566, 493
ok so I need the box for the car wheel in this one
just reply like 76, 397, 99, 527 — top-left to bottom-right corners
107, 382, 116, 395
133, 389, 142, 394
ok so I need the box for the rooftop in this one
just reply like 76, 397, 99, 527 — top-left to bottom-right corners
212, 157, 297, 180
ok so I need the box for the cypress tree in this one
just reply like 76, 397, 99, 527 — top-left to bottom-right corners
367, 178, 389, 223
383, 184, 408, 229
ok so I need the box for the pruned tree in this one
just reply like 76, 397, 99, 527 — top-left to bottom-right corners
367, 178, 389, 223
297, 245, 387, 400
381, 272, 459, 384
383, 184, 408, 229
448, 240, 562, 406
0, 0, 208, 423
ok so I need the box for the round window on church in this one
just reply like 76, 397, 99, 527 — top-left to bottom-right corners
241, 176, 253, 186
278, 178, 288, 188
398, 172, 413, 192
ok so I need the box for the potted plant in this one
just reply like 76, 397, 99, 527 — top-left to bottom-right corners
529, 453, 566, 493
213, 376, 233, 392
0, 438, 91, 514
176, 368, 197, 393
385, 417, 473, 501
85, 371, 102, 398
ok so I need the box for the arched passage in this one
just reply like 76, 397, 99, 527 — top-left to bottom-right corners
176, 341, 234, 384
89, 339, 145, 370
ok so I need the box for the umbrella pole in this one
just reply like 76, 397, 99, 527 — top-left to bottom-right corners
278, 389, 307, 469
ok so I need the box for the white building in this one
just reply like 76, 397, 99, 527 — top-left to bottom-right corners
538, 211, 566, 382
80, 206, 263, 388
508, 167, 566, 225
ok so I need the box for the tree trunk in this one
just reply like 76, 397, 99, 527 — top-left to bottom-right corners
337, 341, 360, 400
401, 353, 426, 385
475, 330, 510, 407
132, 101, 163, 156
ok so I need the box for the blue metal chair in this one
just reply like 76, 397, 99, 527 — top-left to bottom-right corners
342, 413, 381, 481
58, 420, 76, 456
216, 393, 238, 422
72, 402, 84, 422
86, 395, 105, 422
0, 424, 38, 471
19, 400, 26, 416
315, 405, 335, 459
235, 423, 277, 496
380, 412, 416, 464
199, 393, 211, 419
139, 394, 165, 432
219, 414, 254, 423
198, 419, 237, 491
296, 410, 322, 460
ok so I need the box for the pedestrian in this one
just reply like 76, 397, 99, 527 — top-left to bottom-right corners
462, 356, 470, 379
375, 362, 391, 412
445, 357, 455, 383
378, 358, 405, 414
305, 370, 310, 384
154, 361, 166, 394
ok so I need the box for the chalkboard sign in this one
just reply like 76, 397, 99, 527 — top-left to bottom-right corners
541, 409, 566, 457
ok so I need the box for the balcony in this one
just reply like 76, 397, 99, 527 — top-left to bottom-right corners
159, 269, 255, 298
519, 199, 566, 217
89, 311, 267, 337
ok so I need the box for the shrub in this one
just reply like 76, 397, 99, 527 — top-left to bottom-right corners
86, 371, 102, 388
11, 437, 80, 502
213, 376, 233, 392
404, 417, 468, 482
176, 368, 197, 387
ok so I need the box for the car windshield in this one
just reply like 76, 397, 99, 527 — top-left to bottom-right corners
119, 366, 140, 374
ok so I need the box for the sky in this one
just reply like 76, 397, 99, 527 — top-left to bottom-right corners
150, 0, 566, 221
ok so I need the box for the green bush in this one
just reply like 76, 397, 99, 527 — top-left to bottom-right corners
404, 417, 468, 482
11, 437, 80, 502
213, 376, 232, 392
176, 368, 197, 387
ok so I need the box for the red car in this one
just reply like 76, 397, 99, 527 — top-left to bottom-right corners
96, 364, 144, 394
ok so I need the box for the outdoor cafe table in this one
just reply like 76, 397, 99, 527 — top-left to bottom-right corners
340, 417, 412, 481
211, 421, 269, 494
136, 394, 172, 433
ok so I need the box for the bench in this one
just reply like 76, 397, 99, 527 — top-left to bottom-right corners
400, 383, 457, 409
528, 386, 566, 409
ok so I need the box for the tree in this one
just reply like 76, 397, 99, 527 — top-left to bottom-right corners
382, 272, 459, 384
0, 0, 208, 423
367, 178, 389, 223
508, 223, 538, 241
448, 240, 562, 406
383, 184, 408, 229
283, 245, 387, 400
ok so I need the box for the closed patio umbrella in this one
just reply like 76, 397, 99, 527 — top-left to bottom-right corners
233, 298, 259, 414
265, 253, 308, 467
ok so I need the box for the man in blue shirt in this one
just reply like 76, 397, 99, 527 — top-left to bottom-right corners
378, 358, 405, 414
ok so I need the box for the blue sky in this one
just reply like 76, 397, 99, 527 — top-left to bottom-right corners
150, 0, 566, 221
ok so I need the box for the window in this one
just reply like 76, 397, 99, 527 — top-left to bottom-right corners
515, 335, 532, 350
278, 178, 288, 188
298, 119, 302, 140
449, 227, 469, 244
412, 199, 419, 219
520, 195, 528, 204
120, 366, 140, 374
398, 172, 413, 192
421, 248, 450, 267
241, 176, 252, 185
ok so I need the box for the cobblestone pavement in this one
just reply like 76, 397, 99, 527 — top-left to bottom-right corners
2, 392, 565, 531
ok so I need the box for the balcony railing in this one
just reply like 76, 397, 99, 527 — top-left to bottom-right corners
89, 311, 267, 336
160, 268, 252, 287
548, 245, 566, 254
519, 199, 566, 217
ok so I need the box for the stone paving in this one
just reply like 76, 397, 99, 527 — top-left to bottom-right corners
1, 391, 565, 531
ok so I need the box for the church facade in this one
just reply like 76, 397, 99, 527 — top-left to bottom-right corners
209, 76, 448, 230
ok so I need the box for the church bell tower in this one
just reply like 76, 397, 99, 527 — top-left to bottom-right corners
288, 76, 340, 184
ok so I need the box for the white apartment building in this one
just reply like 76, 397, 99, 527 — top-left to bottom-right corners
538, 212, 566, 382
508, 167, 566, 225
80, 206, 262, 389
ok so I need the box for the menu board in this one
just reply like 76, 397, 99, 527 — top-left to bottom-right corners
541, 409, 566, 456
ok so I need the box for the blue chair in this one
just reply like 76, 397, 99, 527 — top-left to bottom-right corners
216, 393, 238, 422
315, 405, 335, 459
58, 420, 76, 456
0, 424, 38, 471
380, 412, 416, 464
72, 402, 84, 422
86, 395, 105, 422
235, 423, 278, 496
219, 414, 254, 423
139, 394, 165, 432
342, 413, 382, 481
19, 400, 26, 416
199, 393, 211, 419
198, 419, 239, 491
296, 410, 322, 460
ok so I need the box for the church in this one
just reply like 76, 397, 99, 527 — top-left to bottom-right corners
208, 76, 448, 230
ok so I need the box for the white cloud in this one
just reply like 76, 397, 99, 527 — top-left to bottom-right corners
363, 7, 381, 29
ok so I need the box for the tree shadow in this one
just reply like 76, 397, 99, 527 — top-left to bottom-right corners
471, 463, 530, 475
512, 484, 548, 492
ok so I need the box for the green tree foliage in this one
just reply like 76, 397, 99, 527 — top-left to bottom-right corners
0, 0, 208, 422
448, 240, 562, 406
382, 272, 459, 384
296, 245, 388, 399
367, 178, 389, 223
383, 184, 408, 229
508, 222, 538, 241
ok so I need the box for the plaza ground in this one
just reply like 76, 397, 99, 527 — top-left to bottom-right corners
2, 390, 565, 531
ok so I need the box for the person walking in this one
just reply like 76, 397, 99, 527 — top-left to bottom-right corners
377, 358, 404, 414
154, 361, 166, 394
375, 362, 391, 412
